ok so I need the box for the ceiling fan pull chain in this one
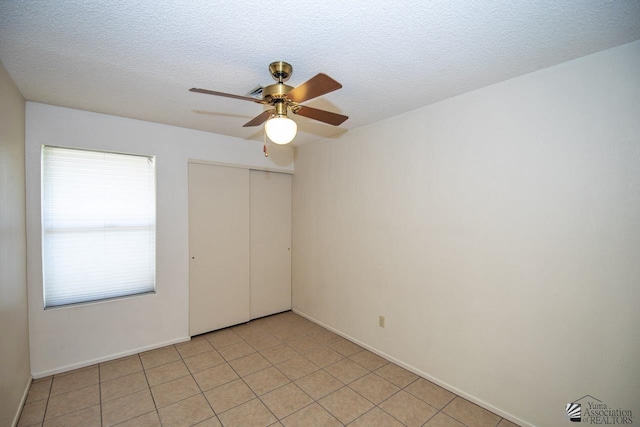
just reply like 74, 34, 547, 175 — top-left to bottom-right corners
263, 128, 269, 157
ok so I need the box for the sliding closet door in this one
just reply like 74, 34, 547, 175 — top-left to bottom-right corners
250, 170, 292, 319
188, 163, 250, 335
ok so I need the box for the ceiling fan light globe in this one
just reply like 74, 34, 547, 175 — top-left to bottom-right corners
265, 117, 297, 145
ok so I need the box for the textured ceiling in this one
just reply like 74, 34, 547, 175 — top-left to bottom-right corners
1, 1, 639, 145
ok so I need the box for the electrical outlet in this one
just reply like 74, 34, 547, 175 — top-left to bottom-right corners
379, 315, 385, 328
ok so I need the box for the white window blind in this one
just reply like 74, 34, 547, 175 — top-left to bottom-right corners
42, 146, 156, 308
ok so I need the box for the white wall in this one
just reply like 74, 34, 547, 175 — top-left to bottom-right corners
0, 62, 31, 426
26, 103, 293, 376
292, 40, 640, 427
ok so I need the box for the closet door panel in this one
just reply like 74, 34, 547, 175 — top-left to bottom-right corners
250, 170, 292, 319
189, 163, 250, 335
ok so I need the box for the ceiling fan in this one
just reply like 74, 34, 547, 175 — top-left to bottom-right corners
189, 61, 348, 145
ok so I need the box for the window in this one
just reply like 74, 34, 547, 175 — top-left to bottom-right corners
42, 146, 156, 308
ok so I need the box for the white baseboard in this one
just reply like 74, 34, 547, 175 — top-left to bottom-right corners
293, 309, 532, 427
32, 336, 191, 379
12, 375, 32, 427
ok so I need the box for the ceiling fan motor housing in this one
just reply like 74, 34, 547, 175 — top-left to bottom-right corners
269, 61, 292, 82
262, 83, 293, 104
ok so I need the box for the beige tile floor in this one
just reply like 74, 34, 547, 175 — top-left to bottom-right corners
18, 311, 520, 427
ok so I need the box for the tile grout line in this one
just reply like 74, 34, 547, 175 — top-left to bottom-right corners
21, 376, 53, 426
405, 374, 464, 427
406, 377, 455, 427
432, 400, 472, 427
282, 329, 360, 425
315, 350, 446, 426
40, 383, 99, 423
102, 355, 158, 426
138, 352, 162, 424
98, 363, 103, 427
176, 333, 250, 419
42, 375, 53, 425
347, 382, 408, 426
270, 324, 350, 424
175, 340, 223, 425
285, 326, 354, 424
228, 332, 291, 424
437, 396, 479, 427
219, 321, 330, 424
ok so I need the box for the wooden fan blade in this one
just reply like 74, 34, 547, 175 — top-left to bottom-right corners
189, 88, 266, 104
294, 105, 348, 126
286, 73, 342, 103
243, 110, 272, 127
